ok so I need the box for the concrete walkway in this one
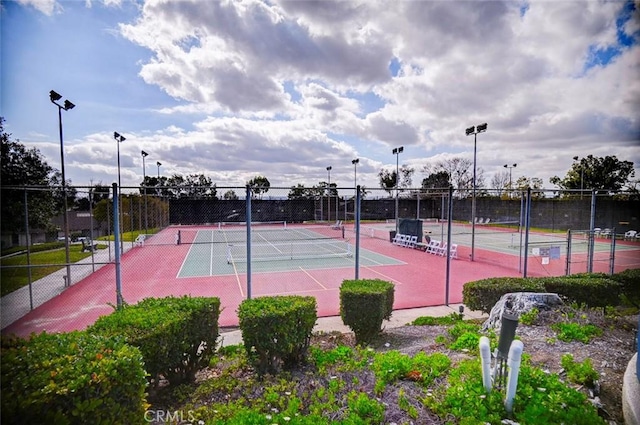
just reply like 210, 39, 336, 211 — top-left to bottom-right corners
1, 241, 136, 329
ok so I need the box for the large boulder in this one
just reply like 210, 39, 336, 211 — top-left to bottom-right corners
482, 292, 563, 331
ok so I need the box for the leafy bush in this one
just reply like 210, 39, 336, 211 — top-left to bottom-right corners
372, 350, 450, 394
425, 358, 606, 424
238, 295, 317, 375
539, 275, 621, 310
411, 312, 463, 326
610, 268, 640, 308
462, 277, 545, 313
340, 279, 395, 345
519, 307, 539, 325
561, 354, 599, 387
90, 295, 220, 385
1, 331, 147, 425
551, 322, 602, 343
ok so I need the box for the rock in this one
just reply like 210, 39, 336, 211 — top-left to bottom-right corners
482, 292, 564, 331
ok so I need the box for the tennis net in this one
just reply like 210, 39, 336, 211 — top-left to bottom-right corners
226, 239, 352, 263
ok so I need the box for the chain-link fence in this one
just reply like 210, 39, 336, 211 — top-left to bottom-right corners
2, 184, 639, 329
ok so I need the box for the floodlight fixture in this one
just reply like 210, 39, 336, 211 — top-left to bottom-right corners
141, 150, 149, 157
476, 123, 488, 133
352, 158, 359, 165
63, 100, 75, 110
465, 126, 475, 136
49, 90, 62, 102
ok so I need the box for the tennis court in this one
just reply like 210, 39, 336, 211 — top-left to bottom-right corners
177, 224, 403, 277
4, 218, 639, 337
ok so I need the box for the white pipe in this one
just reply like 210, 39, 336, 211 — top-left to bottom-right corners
505, 340, 524, 414
479, 336, 492, 393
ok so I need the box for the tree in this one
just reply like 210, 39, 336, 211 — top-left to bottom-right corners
550, 155, 635, 194
378, 166, 414, 195
0, 118, 59, 232
248, 176, 270, 199
422, 171, 451, 190
422, 158, 485, 197
515, 176, 544, 199
223, 190, 238, 200
165, 173, 217, 199
490, 170, 510, 198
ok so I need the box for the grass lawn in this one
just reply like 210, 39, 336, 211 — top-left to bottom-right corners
0, 245, 106, 297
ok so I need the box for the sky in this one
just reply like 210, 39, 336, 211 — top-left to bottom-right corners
1, 0, 639, 195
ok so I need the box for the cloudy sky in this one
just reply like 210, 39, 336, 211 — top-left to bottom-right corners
1, 0, 639, 194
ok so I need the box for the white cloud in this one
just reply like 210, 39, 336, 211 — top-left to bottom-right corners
17, 0, 59, 15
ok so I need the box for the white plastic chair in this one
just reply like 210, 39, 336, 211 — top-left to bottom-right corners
624, 230, 637, 240
435, 242, 448, 256
426, 240, 440, 254
407, 235, 418, 248
449, 244, 458, 259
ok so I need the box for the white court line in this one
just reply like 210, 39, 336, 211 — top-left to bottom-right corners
299, 267, 329, 290
222, 229, 244, 297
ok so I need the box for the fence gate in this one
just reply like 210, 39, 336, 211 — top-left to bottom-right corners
566, 229, 615, 275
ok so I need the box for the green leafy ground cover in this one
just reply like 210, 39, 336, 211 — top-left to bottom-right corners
147, 306, 637, 424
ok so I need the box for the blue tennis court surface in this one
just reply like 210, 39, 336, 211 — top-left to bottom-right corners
177, 228, 403, 277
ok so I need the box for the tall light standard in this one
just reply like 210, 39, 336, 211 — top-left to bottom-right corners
504, 163, 517, 198
573, 156, 584, 199
157, 161, 162, 179
141, 150, 149, 234
392, 146, 404, 233
326, 166, 332, 222
352, 158, 359, 220
49, 90, 75, 286
114, 132, 126, 252
465, 122, 487, 262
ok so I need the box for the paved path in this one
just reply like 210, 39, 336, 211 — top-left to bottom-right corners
1, 241, 136, 329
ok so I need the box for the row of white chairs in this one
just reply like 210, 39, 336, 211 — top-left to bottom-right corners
392, 233, 419, 248
424, 239, 458, 259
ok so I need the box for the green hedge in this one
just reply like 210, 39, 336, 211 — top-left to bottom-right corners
238, 295, 317, 375
462, 277, 546, 313
610, 268, 640, 308
340, 279, 395, 345
1, 331, 147, 425
539, 275, 621, 310
90, 295, 220, 386
463, 274, 629, 314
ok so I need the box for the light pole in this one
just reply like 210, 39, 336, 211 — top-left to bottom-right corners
326, 166, 332, 222
49, 90, 75, 286
141, 150, 149, 235
465, 123, 487, 262
393, 146, 404, 233
573, 156, 584, 199
503, 163, 517, 198
114, 131, 126, 252
352, 158, 359, 220
157, 161, 162, 179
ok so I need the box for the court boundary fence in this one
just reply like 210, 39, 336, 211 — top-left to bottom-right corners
2, 184, 638, 326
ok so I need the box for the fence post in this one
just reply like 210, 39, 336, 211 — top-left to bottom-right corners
246, 185, 252, 299
112, 183, 123, 309
445, 185, 453, 305
23, 189, 34, 310
523, 187, 532, 278
609, 229, 616, 275
565, 229, 572, 276
588, 189, 596, 273
354, 185, 361, 280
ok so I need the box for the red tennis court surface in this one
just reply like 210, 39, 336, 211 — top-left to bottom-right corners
3, 225, 639, 338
